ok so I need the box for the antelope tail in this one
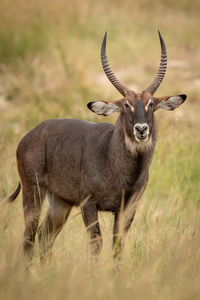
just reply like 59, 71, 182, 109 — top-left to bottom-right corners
7, 182, 21, 204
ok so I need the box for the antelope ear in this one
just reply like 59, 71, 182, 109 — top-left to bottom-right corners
154, 94, 187, 111
87, 101, 121, 116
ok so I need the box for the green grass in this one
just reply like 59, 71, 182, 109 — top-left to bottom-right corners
0, 22, 47, 66
0, 0, 200, 299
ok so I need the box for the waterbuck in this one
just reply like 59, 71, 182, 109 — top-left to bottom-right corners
8, 31, 186, 261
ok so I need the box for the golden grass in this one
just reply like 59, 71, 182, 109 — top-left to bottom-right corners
0, 0, 200, 299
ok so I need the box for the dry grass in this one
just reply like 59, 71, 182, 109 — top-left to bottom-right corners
0, 0, 200, 299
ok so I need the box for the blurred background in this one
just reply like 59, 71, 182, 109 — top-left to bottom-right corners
0, 0, 200, 299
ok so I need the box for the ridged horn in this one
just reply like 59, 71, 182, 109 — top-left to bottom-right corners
145, 30, 167, 95
101, 32, 131, 96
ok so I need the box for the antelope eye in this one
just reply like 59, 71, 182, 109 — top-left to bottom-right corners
125, 103, 130, 109
149, 102, 153, 108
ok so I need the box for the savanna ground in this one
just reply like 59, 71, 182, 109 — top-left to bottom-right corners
0, 0, 200, 299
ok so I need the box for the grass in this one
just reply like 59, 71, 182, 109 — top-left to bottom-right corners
0, 22, 47, 66
0, 0, 200, 299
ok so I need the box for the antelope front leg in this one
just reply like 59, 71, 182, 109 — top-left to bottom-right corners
113, 184, 147, 259
81, 201, 103, 258
113, 211, 136, 260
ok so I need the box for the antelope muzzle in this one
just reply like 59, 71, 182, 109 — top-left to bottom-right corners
133, 123, 149, 143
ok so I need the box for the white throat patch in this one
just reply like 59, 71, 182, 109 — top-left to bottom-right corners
124, 131, 152, 154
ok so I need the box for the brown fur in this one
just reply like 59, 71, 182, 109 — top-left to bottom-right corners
8, 34, 187, 262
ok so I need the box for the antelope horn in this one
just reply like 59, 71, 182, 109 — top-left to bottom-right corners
101, 32, 131, 96
145, 30, 167, 95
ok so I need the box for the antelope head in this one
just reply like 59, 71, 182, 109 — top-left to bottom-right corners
88, 31, 187, 143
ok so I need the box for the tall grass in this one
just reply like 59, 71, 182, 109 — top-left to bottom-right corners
0, 0, 200, 299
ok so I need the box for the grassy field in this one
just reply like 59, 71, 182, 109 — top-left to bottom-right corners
0, 0, 200, 299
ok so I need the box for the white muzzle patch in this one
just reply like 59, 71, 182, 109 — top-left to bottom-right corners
133, 123, 149, 143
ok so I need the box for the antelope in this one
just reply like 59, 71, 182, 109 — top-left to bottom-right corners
8, 31, 186, 261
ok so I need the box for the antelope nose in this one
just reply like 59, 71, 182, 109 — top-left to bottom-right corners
134, 123, 149, 136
